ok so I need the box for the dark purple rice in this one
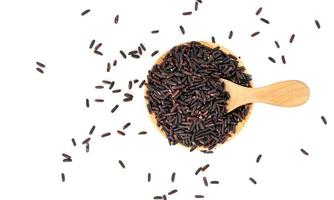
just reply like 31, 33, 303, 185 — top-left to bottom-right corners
61, 173, 65, 182
195, 195, 204, 198
82, 137, 91, 144
139, 80, 145, 88
182, 11, 192, 15
274, 41, 280, 48
256, 154, 262, 163
102, 80, 112, 85
63, 158, 72, 162
197, 0, 202, 3
128, 50, 138, 55
195, 2, 198, 11
210, 181, 219, 184
203, 176, 208, 186
228, 31, 233, 39
94, 51, 103, 56
36, 62, 45, 68
89, 125, 96, 135
201, 150, 213, 154
268, 56, 276, 63
133, 79, 139, 84
81, 9, 90, 16
111, 105, 119, 113
95, 85, 104, 89
190, 146, 197, 152
171, 172, 176, 182
179, 25, 185, 35
123, 97, 133, 102
120, 50, 127, 59
146, 42, 252, 149
71, 138, 76, 146
281, 55, 286, 64
101, 132, 111, 138
118, 160, 125, 168
140, 43, 146, 51
131, 54, 140, 59
201, 164, 210, 172
162, 195, 167, 200
128, 81, 133, 90
300, 148, 309, 156
86, 143, 90, 152
255, 7, 262, 15
195, 167, 202, 175
124, 93, 133, 98
94, 43, 102, 51
168, 189, 178, 195
260, 18, 270, 24
211, 36, 216, 43
117, 130, 126, 136
85, 99, 89, 108
315, 20, 320, 29
62, 153, 71, 159
36, 68, 44, 74
321, 116, 327, 125
95, 99, 104, 102
107, 62, 111, 72
109, 81, 115, 90
151, 50, 159, 57
138, 47, 143, 55
251, 31, 260, 37
89, 40, 95, 49
153, 196, 163, 200
123, 122, 131, 130
249, 177, 257, 184
151, 30, 159, 34
114, 14, 119, 24
112, 89, 121, 93
148, 172, 151, 182
113, 59, 117, 66
289, 34, 295, 43
138, 131, 147, 135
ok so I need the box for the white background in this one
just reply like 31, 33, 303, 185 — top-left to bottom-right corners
0, 0, 333, 199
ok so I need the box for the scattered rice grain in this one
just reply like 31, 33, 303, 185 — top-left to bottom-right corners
315, 19, 321, 29
36, 68, 44, 74
268, 56, 276, 63
249, 177, 257, 184
300, 148, 309, 156
111, 105, 119, 113
182, 11, 192, 15
101, 132, 111, 138
289, 34, 295, 43
260, 18, 270, 24
256, 154, 262, 163
255, 7, 262, 15
81, 9, 90, 16
179, 25, 185, 35
151, 50, 159, 57
118, 160, 125, 168
89, 125, 96, 135
251, 31, 260, 37
321, 116, 327, 125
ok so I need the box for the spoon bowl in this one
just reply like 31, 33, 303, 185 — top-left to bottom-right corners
222, 79, 310, 113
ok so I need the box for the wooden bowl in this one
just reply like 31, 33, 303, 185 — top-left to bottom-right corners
145, 41, 253, 151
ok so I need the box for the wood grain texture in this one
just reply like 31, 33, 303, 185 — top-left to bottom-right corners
222, 79, 310, 112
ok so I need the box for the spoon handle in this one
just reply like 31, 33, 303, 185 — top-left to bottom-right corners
251, 80, 310, 107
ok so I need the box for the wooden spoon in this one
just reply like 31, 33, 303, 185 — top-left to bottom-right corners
222, 79, 310, 113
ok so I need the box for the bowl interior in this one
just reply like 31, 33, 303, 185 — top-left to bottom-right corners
145, 41, 253, 151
